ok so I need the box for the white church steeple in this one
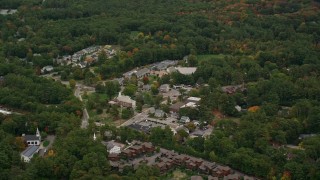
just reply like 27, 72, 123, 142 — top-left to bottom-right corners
36, 128, 40, 137
93, 132, 96, 141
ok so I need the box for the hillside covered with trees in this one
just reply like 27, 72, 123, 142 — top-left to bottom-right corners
0, 0, 320, 179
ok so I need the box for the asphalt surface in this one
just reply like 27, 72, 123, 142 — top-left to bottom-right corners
39, 135, 55, 157
74, 84, 89, 129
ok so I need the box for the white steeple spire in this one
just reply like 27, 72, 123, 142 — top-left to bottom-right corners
93, 132, 96, 141
36, 128, 40, 137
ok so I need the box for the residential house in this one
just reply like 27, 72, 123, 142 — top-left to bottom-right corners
235, 105, 242, 112
172, 154, 185, 165
191, 130, 205, 138
149, 107, 156, 114
150, 70, 168, 78
114, 78, 124, 86
78, 61, 87, 68
152, 60, 177, 71
128, 123, 152, 134
186, 161, 197, 170
104, 140, 124, 154
169, 102, 185, 113
130, 145, 144, 155
221, 85, 246, 94
141, 142, 155, 153
22, 128, 41, 146
123, 70, 136, 79
41, 66, 53, 74
179, 116, 190, 124
223, 173, 241, 180
108, 153, 120, 161
104, 130, 113, 139
135, 68, 150, 78
199, 161, 216, 174
191, 157, 204, 166
94, 122, 106, 127
159, 84, 170, 93
213, 166, 232, 177
155, 109, 165, 118
20, 145, 39, 162
0, 9, 18, 15
155, 162, 168, 173
111, 92, 136, 109
186, 97, 201, 104
161, 88, 180, 101
181, 102, 199, 109
122, 149, 134, 159
167, 66, 177, 74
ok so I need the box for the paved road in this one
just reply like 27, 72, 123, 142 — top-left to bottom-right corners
40, 74, 92, 129
74, 84, 89, 129
118, 108, 181, 131
74, 85, 83, 101
81, 108, 89, 129
118, 108, 150, 127
39, 135, 56, 157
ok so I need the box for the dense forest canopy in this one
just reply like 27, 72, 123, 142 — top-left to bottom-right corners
0, 0, 320, 179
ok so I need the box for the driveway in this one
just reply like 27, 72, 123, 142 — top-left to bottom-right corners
39, 135, 56, 157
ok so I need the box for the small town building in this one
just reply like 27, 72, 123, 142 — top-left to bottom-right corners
22, 128, 41, 146
149, 107, 156, 114
155, 109, 165, 118
104, 140, 125, 154
110, 92, 136, 109
20, 145, 39, 162
170, 102, 185, 113
135, 68, 150, 78
41, 66, 54, 74
179, 116, 190, 123
159, 84, 170, 93
186, 97, 201, 103
221, 85, 246, 94
181, 102, 199, 108
108, 153, 120, 161
167, 66, 177, 74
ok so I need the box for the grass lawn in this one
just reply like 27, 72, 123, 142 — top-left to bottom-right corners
43, 140, 50, 147
85, 92, 109, 102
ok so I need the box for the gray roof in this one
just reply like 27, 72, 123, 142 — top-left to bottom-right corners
21, 146, 39, 158
180, 116, 190, 122
192, 130, 205, 137
160, 84, 169, 90
24, 135, 40, 141
128, 124, 151, 133
155, 109, 165, 117
107, 143, 115, 150
135, 68, 150, 77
